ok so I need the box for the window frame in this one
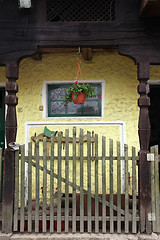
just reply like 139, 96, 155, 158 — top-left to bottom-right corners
42, 80, 105, 119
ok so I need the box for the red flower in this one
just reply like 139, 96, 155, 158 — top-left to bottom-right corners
98, 94, 101, 99
75, 80, 78, 84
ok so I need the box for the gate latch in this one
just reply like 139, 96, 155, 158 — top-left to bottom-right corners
147, 153, 154, 161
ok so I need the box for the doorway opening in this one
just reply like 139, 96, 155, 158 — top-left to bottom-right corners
149, 84, 160, 152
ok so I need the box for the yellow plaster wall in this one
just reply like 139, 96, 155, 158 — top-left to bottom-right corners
15, 50, 140, 150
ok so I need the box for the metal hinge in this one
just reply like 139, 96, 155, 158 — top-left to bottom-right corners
147, 153, 154, 161
148, 213, 156, 221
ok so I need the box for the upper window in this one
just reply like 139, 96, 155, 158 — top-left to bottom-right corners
46, 0, 115, 22
48, 83, 101, 117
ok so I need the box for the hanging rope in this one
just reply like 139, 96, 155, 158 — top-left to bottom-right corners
75, 60, 84, 84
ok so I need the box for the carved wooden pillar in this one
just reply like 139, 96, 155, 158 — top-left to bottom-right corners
2, 63, 18, 233
137, 62, 151, 233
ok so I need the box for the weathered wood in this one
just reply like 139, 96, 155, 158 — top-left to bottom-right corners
117, 142, 121, 233
80, 129, 84, 233
87, 131, 92, 233
124, 144, 129, 233
95, 134, 99, 233
132, 147, 137, 233
102, 136, 106, 233
138, 62, 151, 234
35, 140, 39, 232
57, 132, 62, 233
72, 127, 76, 233
109, 139, 114, 233
20, 145, 25, 232
13, 150, 19, 232
50, 135, 55, 232
28, 142, 32, 232
154, 145, 160, 232
42, 138, 47, 232
150, 146, 156, 232
2, 62, 18, 233
65, 129, 69, 233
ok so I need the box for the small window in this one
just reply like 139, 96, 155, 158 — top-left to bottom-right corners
48, 83, 101, 117
46, 0, 115, 22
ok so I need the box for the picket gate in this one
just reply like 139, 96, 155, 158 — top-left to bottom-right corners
13, 127, 139, 233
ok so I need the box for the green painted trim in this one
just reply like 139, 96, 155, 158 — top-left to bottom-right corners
48, 84, 101, 117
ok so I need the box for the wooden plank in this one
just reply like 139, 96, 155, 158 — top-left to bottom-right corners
65, 129, 69, 233
87, 131, 92, 233
13, 150, 19, 232
57, 132, 62, 233
72, 127, 77, 233
50, 135, 55, 232
20, 145, 25, 232
109, 139, 114, 233
150, 146, 156, 232
154, 145, 160, 232
102, 136, 106, 233
124, 144, 129, 233
0, 148, 2, 203
132, 147, 137, 233
95, 134, 99, 233
28, 142, 32, 232
80, 128, 84, 233
43, 137, 47, 232
117, 141, 121, 233
35, 140, 39, 232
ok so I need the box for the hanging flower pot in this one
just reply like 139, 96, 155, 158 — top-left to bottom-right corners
71, 92, 86, 104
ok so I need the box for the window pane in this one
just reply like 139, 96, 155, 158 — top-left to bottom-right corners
67, 101, 82, 114
50, 102, 65, 114
50, 87, 65, 100
83, 101, 98, 114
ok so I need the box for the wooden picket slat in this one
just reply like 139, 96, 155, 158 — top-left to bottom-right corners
150, 146, 156, 232
80, 128, 84, 233
72, 127, 77, 233
154, 145, 160, 232
87, 131, 92, 233
65, 129, 69, 233
102, 136, 106, 233
57, 132, 62, 233
109, 139, 114, 233
13, 150, 19, 231
95, 134, 99, 233
124, 144, 129, 233
28, 142, 32, 232
35, 140, 39, 232
132, 147, 137, 233
50, 135, 55, 232
43, 137, 47, 232
20, 145, 25, 232
117, 141, 121, 233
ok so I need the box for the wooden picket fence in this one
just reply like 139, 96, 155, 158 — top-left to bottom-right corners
150, 145, 160, 233
13, 128, 139, 233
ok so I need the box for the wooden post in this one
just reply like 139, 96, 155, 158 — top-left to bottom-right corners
137, 62, 151, 234
2, 63, 18, 233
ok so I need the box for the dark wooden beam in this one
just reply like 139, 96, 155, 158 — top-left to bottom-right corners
137, 62, 151, 234
2, 63, 18, 233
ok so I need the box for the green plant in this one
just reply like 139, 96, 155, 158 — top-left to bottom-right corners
62, 81, 101, 106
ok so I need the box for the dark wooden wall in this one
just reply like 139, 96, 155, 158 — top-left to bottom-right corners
0, 0, 160, 64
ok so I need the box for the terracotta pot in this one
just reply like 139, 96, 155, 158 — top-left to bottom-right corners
71, 92, 86, 104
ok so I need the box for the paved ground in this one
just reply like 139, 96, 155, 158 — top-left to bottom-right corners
0, 232, 160, 240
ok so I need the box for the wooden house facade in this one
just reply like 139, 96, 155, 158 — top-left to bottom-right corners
0, 0, 160, 235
